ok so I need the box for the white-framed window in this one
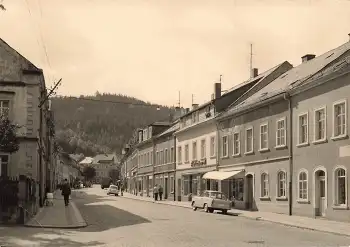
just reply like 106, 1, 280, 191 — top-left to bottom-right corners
170, 176, 174, 193
259, 123, 268, 151
177, 146, 182, 164
334, 167, 347, 206
192, 141, 197, 160
200, 139, 206, 159
156, 151, 159, 165
221, 135, 228, 157
210, 136, 215, 157
245, 128, 253, 154
332, 100, 347, 138
298, 113, 308, 145
277, 171, 286, 198
314, 107, 326, 142
170, 147, 174, 163
0, 155, 9, 176
0, 100, 10, 118
297, 170, 308, 200
150, 151, 153, 165
276, 117, 286, 147
261, 173, 269, 197
232, 132, 240, 156
184, 144, 189, 162
165, 149, 168, 164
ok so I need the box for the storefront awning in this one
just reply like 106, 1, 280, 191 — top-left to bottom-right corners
202, 170, 243, 181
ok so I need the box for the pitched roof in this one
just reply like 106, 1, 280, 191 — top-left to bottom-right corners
93, 154, 115, 163
223, 41, 350, 117
79, 157, 94, 164
155, 120, 180, 138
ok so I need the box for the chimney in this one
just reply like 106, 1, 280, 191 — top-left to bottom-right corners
250, 68, 258, 78
214, 82, 221, 99
301, 54, 316, 63
348, 33, 350, 42
185, 108, 190, 113
192, 104, 199, 110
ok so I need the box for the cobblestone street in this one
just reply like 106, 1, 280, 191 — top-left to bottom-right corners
0, 188, 350, 246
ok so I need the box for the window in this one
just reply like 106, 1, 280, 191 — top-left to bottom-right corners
231, 178, 244, 201
177, 146, 182, 164
233, 132, 240, 156
298, 171, 308, 200
334, 168, 346, 205
165, 149, 168, 164
192, 141, 197, 160
170, 147, 174, 163
0, 100, 9, 118
170, 176, 174, 193
259, 124, 268, 150
298, 113, 308, 145
185, 144, 189, 162
210, 136, 215, 157
276, 118, 286, 147
156, 151, 159, 165
333, 100, 347, 138
245, 128, 253, 153
261, 173, 269, 197
150, 151, 153, 165
200, 139, 206, 159
0, 155, 9, 176
221, 136, 228, 157
277, 171, 286, 197
314, 107, 326, 142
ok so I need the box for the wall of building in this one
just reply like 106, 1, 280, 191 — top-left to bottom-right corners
291, 71, 350, 221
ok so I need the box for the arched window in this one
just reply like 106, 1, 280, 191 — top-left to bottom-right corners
298, 171, 308, 200
277, 171, 286, 197
335, 168, 346, 205
261, 173, 269, 197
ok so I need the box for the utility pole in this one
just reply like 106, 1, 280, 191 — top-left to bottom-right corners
191, 94, 195, 105
250, 43, 253, 78
39, 78, 62, 108
178, 91, 181, 107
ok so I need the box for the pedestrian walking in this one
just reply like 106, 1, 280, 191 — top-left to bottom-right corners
120, 184, 124, 196
158, 184, 163, 201
153, 184, 159, 201
61, 179, 71, 206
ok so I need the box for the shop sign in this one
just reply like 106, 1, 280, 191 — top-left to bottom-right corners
191, 158, 206, 167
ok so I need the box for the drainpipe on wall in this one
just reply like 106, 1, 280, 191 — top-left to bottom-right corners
284, 92, 293, 216
173, 134, 176, 201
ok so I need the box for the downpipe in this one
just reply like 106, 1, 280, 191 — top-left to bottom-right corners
284, 93, 293, 216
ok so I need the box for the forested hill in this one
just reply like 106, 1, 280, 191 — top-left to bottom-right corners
51, 92, 171, 156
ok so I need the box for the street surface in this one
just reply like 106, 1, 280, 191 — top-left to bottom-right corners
0, 186, 350, 247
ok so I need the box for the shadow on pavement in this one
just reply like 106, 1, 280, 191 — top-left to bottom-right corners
0, 228, 104, 247
72, 191, 151, 232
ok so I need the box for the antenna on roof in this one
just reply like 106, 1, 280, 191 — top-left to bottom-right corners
250, 43, 253, 78
178, 91, 181, 107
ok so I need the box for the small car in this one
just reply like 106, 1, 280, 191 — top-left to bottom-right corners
107, 185, 119, 196
191, 190, 231, 214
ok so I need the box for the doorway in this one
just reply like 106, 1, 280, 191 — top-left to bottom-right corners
177, 178, 181, 201
164, 177, 168, 199
315, 170, 326, 216
246, 174, 254, 210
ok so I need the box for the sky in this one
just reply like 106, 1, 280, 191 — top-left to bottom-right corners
1, 0, 350, 108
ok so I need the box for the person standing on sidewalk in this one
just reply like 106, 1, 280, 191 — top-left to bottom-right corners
158, 184, 163, 201
153, 184, 159, 201
61, 179, 71, 206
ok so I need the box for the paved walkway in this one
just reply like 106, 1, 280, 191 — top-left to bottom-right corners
25, 190, 87, 229
121, 192, 350, 237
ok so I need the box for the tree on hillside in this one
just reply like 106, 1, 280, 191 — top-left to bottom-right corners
82, 166, 96, 181
0, 117, 19, 153
0, 1, 5, 11
108, 168, 120, 183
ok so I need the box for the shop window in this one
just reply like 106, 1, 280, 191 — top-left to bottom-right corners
232, 178, 244, 201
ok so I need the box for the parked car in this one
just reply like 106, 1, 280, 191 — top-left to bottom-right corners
191, 190, 231, 214
107, 185, 119, 196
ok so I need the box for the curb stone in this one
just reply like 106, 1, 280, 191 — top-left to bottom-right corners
120, 194, 350, 237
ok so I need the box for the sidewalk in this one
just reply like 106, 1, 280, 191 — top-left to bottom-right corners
121, 192, 350, 237
25, 190, 87, 229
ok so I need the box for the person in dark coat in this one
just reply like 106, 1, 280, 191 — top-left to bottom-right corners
61, 179, 71, 206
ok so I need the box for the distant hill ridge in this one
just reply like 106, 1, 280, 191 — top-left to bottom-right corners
52, 92, 171, 156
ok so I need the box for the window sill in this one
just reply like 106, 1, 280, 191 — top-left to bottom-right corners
244, 151, 254, 155
258, 148, 269, 153
276, 197, 288, 201
275, 145, 287, 150
312, 139, 327, 145
232, 153, 241, 157
184, 161, 189, 164
296, 142, 309, 148
296, 199, 310, 204
209, 155, 216, 159
259, 196, 270, 201
221, 156, 229, 159
332, 205, 349, 210
331, 134, 348, 141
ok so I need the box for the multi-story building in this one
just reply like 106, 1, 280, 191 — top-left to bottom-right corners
215, 36, 350, 220
123, 147, 138, 194
175, 63, 292, 202
0, 38, 53, 206
56, 152, 81, 185
91, 154, 116, 183
153, 120, 179, 201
